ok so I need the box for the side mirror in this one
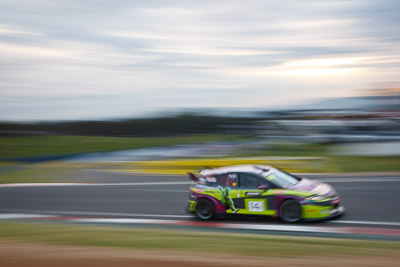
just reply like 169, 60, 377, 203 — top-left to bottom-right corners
257, 185, 269, 190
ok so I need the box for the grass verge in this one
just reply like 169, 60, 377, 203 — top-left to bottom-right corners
328, 156, 400, 172
0, 221, 399, 258
0, 134, 244, 160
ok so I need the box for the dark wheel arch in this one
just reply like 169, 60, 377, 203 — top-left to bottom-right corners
195, 198, 216, 220
279, 199, 302, 223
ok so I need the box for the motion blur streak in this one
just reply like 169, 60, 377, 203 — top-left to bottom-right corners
0, 1, 400, 266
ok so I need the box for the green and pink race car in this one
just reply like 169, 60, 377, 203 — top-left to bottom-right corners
187, 165, 344, 222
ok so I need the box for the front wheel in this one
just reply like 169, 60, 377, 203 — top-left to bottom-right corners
195, 199, 215, 220
280, 199, 302, 223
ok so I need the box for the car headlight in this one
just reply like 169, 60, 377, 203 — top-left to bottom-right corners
305, 195, 326, 201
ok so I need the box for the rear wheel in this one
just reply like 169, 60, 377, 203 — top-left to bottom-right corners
195, 199, 215, 220
280, 199, 302, 223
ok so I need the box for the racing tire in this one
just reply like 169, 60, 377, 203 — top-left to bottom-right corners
195, 199, 215, 220
280, 199, 302, 223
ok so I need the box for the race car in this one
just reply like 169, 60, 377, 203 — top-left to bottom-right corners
187, 165, 344, 222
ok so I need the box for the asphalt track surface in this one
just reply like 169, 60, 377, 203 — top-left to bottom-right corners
1, 171, 400, 231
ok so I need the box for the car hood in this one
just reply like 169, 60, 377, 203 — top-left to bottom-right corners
286, 178, 337, 197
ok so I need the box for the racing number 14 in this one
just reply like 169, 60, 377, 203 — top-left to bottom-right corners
248, 201, 264, 212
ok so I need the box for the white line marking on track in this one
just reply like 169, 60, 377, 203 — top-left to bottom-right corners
3, 209, 400, 228
321, 178, 400, 183
0, 213, 59, 219
71, 218, 175, 224
123, 189, 187, 193
2, 213, 400, 237
0, 183, 90, 187
331, 220, 400, 226
0, 214, 346, 233
70, 218, 347, 233
0, 181, 193, 188
93, 182, 193, 186
0, 209, 192, 218
220, 223, 348, 233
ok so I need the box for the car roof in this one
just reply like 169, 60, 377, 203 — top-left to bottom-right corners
200, 164, 275, 176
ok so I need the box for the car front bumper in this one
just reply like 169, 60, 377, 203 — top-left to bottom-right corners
302, 205, 345, 221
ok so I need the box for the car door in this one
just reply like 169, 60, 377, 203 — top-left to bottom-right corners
218, 172, 241, 213
237, 173, 275, 215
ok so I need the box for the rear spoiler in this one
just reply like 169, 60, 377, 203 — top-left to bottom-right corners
187, 172, 199, 182
188, 166, 212, 183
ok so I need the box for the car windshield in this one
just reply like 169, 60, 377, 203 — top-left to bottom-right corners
264, 170, 300, 188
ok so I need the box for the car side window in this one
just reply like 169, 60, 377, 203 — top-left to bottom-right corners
215, 174, 228, 186
205, 173, 238, 188
226, 173, 238, 188
239, 173, 268, 189
204, 175, 217, 187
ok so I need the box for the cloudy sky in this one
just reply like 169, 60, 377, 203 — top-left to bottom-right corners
0, 0, 399, 121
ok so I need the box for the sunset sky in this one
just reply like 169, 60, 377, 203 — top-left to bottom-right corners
0, 0, 399, 121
